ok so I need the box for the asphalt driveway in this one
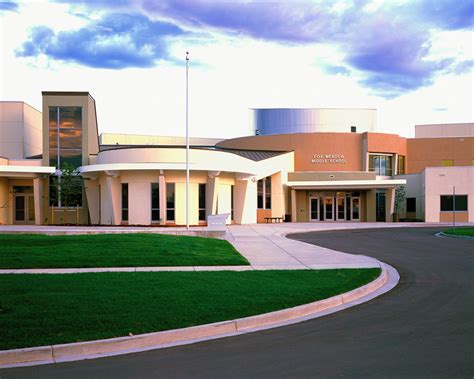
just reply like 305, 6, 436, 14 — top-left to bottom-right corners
2, 227, 473, 378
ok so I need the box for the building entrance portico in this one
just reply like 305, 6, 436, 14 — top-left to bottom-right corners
308, 191, 361, 222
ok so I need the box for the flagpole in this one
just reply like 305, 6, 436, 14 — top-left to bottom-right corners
186, 52, 190, 230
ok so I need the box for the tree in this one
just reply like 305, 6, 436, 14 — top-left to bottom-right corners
394, 185, 406, 220
49, 162, 83, 224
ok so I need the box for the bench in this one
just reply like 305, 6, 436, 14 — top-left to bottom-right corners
264, 217, 283, 223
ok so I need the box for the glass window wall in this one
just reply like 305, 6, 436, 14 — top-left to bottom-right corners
166, 183, 175, 221
151, 183, 160, 222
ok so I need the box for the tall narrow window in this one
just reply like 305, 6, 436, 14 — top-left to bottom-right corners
151, 183, 160, 222
166, 183, 175, 221
257, 179, 264, 209
265, 176, 271, 209
49, 106, 83, 207
397, 155, 406, 175
231, 185, 234, 221
199, 183, 206, 221
122, 183, 128, 222
257, 176, 272, 210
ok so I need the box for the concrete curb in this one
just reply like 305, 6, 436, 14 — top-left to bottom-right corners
0, 264, 391, 368
436, 231, 474, 240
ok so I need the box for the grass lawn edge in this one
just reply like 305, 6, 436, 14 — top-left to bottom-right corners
0, 268, 383, 353
442, 227, 474, 238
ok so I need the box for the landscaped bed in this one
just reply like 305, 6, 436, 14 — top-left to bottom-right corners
443, 227, 474, 237
0, 268, 380, 350
0, 233, 249, 268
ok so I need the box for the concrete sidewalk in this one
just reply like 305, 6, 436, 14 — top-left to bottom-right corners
2, 222, 470, 274
225, 222, 473, 269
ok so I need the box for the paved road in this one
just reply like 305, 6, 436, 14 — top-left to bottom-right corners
2, 227, 473, 378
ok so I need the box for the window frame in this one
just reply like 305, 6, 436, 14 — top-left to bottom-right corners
166, 183, 175, 222
121, 183, 129, 222
151, 183, 160, 222
257, 176, 272, 210
440, 195, 468, 212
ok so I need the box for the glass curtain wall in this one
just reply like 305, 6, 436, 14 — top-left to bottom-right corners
48, 106, 83, 207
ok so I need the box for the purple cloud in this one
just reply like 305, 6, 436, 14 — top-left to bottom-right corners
0, 1, 18, 12
17, 13, 185, 69
30, 0, 473, 97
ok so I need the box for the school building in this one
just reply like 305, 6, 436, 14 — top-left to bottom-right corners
0, 92, 472, 225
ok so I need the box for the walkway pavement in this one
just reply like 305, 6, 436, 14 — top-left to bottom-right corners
1, 222, 471, 274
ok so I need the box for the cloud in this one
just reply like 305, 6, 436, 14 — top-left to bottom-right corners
138, 0, 468, 97
33, 0, 473, 96
0, 1, 18, 12
414, 0, 474, 30
17, 13, 185, 69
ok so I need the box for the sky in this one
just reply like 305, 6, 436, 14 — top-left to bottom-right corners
0, 0, 473, 139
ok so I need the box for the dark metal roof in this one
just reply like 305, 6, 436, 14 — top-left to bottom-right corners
219, 148, 289, 161
99, 144, 291, 162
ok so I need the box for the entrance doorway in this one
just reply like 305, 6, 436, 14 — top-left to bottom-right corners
14, 194, 35, 224
308, 191, 361, 222
376, 190, 386, 222
324, 197, 334, 221
336, 196, 345, 221
309, 197, 319, 221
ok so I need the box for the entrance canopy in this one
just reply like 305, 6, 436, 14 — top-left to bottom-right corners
289, 179, 406, 190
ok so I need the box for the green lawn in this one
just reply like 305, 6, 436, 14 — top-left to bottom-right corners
443, 227, 474, 237
0, 269, 380, 350
0, 233, 249, 268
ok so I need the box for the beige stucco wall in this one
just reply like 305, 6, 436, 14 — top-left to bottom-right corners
0, 102, 42, 160
415, 123, 474, 138
424, 166, 473, 222
398, 172, 425, 220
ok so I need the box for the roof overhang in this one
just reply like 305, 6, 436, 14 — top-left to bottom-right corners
288, 179, 406, 190
79, 163, 256, 176
0, 165, 55, 178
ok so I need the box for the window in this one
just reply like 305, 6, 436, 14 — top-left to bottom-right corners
369, 155, 393, 176
166, 183, 175, 221
49, 106, 83, 207
199, 183, 206, 221
351, 126, 357, 133
397, 155, 406, 175
49, 175, 83, 207
406, 197, 416, 213
442, 159, 454, 167
121, 183, 128, 221
151, 183, 160, 222
265, 176, 271, 209
231, 185, 234, 221
440, 195, 468, 211
257, 179, 263, 209
257, 176, 272, 209
49, 106, 82, 169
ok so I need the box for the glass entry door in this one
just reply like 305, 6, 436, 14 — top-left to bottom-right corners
376, 191, 386, 221
309, 197, 319, 221
14, 195, 35, 224
324, 197, 334, 221
336, 197, 345, 221
351, 197, 360, 221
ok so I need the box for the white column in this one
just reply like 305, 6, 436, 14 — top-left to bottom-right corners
33, 177, 43, 225
84, 177, 100, 225
159, 173, 166, 225
385, 187, 395, 222
206, 173, 219, 216
291, 189, 297, 222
